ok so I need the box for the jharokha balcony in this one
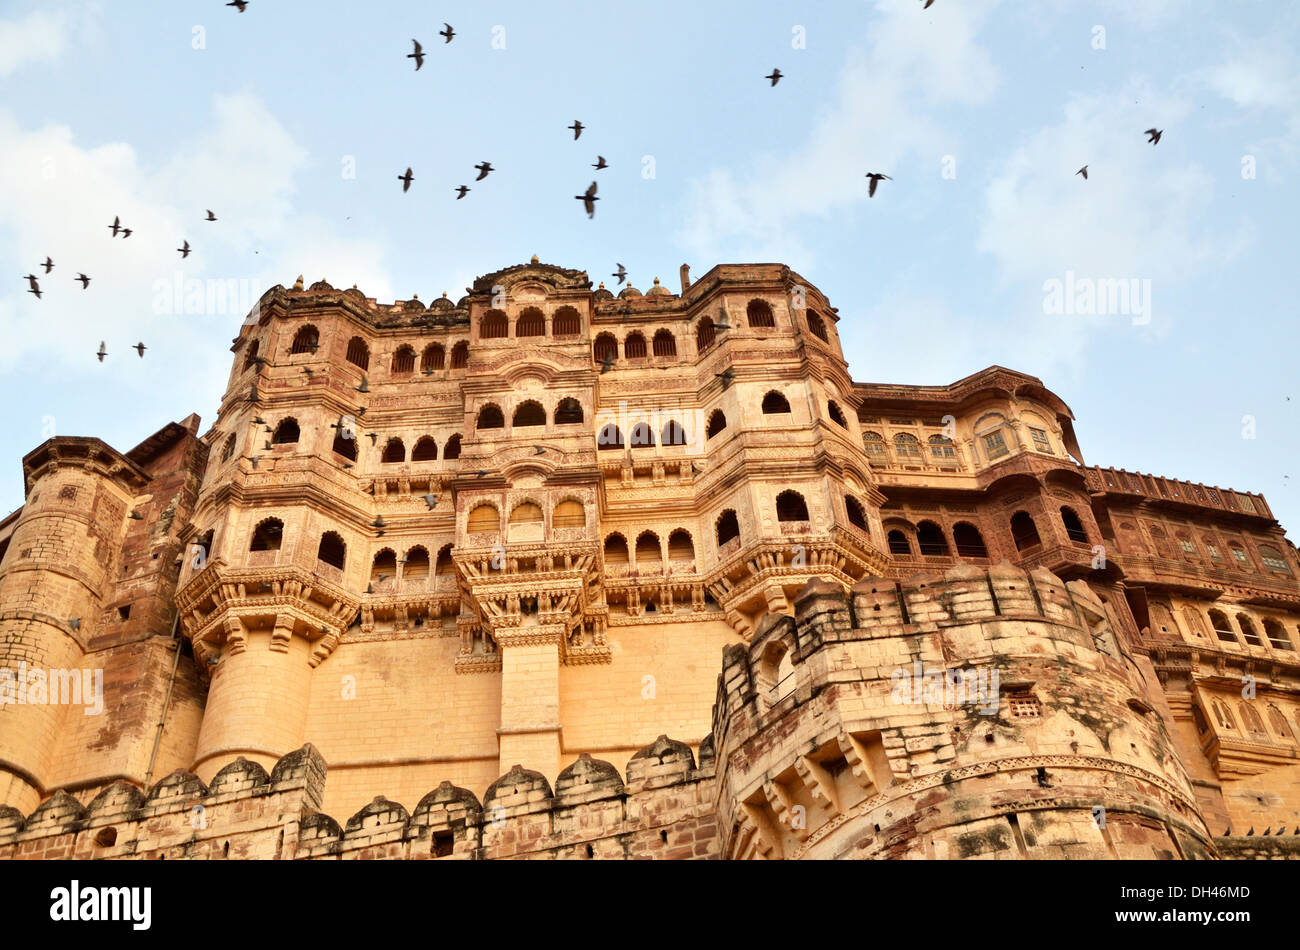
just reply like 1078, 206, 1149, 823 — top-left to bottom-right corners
1084, 465, 1273, 519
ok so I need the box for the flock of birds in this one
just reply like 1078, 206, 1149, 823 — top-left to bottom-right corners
21, 0, 1170, 366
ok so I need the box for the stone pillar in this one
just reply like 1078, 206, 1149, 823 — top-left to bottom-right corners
191, 612, 321, 783
0, 459, 129, 812
493, 624, 563, 782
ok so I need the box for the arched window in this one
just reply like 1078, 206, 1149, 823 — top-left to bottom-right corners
317, 532, 346, 570
894, 433, 921, 458
629, 422, 655, 448
553, 307, 581, 337
513, 401, 546, 427
477, 405, 505, 430
662, 419, 687, 446
412, 437, 438, 462
1208, 609, 1237, 644
762, 391, 791, 414
443, 434, 462, 460
1147, 524, 1174, 559
928, 434, 956, 458
716, 510, 740, 548
1236, 613, 1263, 646
1263, 619, 1294, 651
1061, 507, 1089, 544
807, 312, 829, 342
776, 491, 809, 523
1239, 702, 1266, 735
862, 432, 887, 459
916, 521, 949, 557
747, 299, 775, 328
450, 341, 468, 369
332, 429, 357, 461
652, 329, 677, 357
346, 337, 370, 369
635, 532, 661, 564
597, 424, 623, 450
250, 518, 283, 551
290, 325, 319, 355
1267, 704, 1294, 741
555, 398, 584, 425
243, 339, 260, 370
1228, 541, 1251, 569
887, 529, 912, 555
952, 522, 989, 558
553, 500, 584, 529
481, 310, 508, 339
1010, 512, 1041, 551
707, 410, 727, 439
421, 343, 445, 371
435, 544, 455, 576
371, 549, 397, 582
845, 496, 869, 531
272, 418, 299, 444
604, 534, 629, 564
827, 401, 848, 428
593, 333, 618, 363
391, 345, 416, 374
1213, 700, 1236, 730
403, 546, 430, 580
1181, 606, 1208, 639
516, 307, 545, 337
509, 502, 544, 539
1259, 545, 1291, 574
381, 438, 405, 463
624, 332, 647, 360
221, 434, 236, 462
696, 316, 716, 352
467, 505, 499, 534
668, 529, 694, 561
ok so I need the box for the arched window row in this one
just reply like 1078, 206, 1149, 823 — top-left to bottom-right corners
595, 416, 693, 450
337, 336, 470, 374
604, 529, 697, 566
590, 328, 681, 365
882, 520, 990, 560
475, 398, 587, 431
480, 306, 584, 340
465, 500, 590, 535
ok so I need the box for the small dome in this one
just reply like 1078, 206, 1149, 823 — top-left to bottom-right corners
310, 279, 334, 291
455, 296, 471, 308
618, 285, 641, 299
401, 297, 425, 312
432, 295, 454, 311
530, 254, 540, 264
593, 286, 614, 301
292, 275, 305, 291
343, 285, 365, 301
647, 277, 670, 296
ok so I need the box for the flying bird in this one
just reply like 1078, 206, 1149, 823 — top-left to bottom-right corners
247, 456, 260, 469
455, 185, 470, 199
177, 240, 191, 258
766, 69, 783, 86
576, 181, 598, 218
26, 278, 41, 299
715, 368, 735, 390
922, 0, 935, 8
593, 156, 608, 170
1076, 165, 1088, 180
408, 38, 424, 70
1145, 128, 1163, 145
372, 516, 386, 528
440, 22, 455, 43
227, 0, 248, 10
533, 446, 546, 455
96, 341, 107, 362
597, 356, 615, 374
474, 162, 494, 180
613, 263, 627, 285
75, 273, 90, 288
366, 432, 378, 445
356, 376, 370, 394
423, 493, 438, 510
399, 168, 414, 192
121, 228, 132, 238
865, 172, 891, 197
134, 342, 146, 357
569, 120, 584, 140
205, 209, 217, 221
108, 216, 122, 237
41, 257, 53, 274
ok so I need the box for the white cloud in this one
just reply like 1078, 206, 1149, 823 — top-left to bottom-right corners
0, 4, 99, 78
676, 0, 1001, 263
0, 92, 395, 378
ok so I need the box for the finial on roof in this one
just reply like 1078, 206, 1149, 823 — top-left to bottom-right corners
598, 282, 605, 289
653, 277, 660, 285
530, 254, 539, 264
441, 290, 448, 298
412, 293, 419, 300
351, 283, 358, 289
293, 275, 304, 291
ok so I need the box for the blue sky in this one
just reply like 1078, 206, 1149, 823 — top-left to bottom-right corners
1, 0, 1297, 531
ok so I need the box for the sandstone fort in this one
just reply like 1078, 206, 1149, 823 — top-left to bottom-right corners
1, 259, 1297, 860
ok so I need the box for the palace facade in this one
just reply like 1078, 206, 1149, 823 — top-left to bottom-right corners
1, 259, 1297, 859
